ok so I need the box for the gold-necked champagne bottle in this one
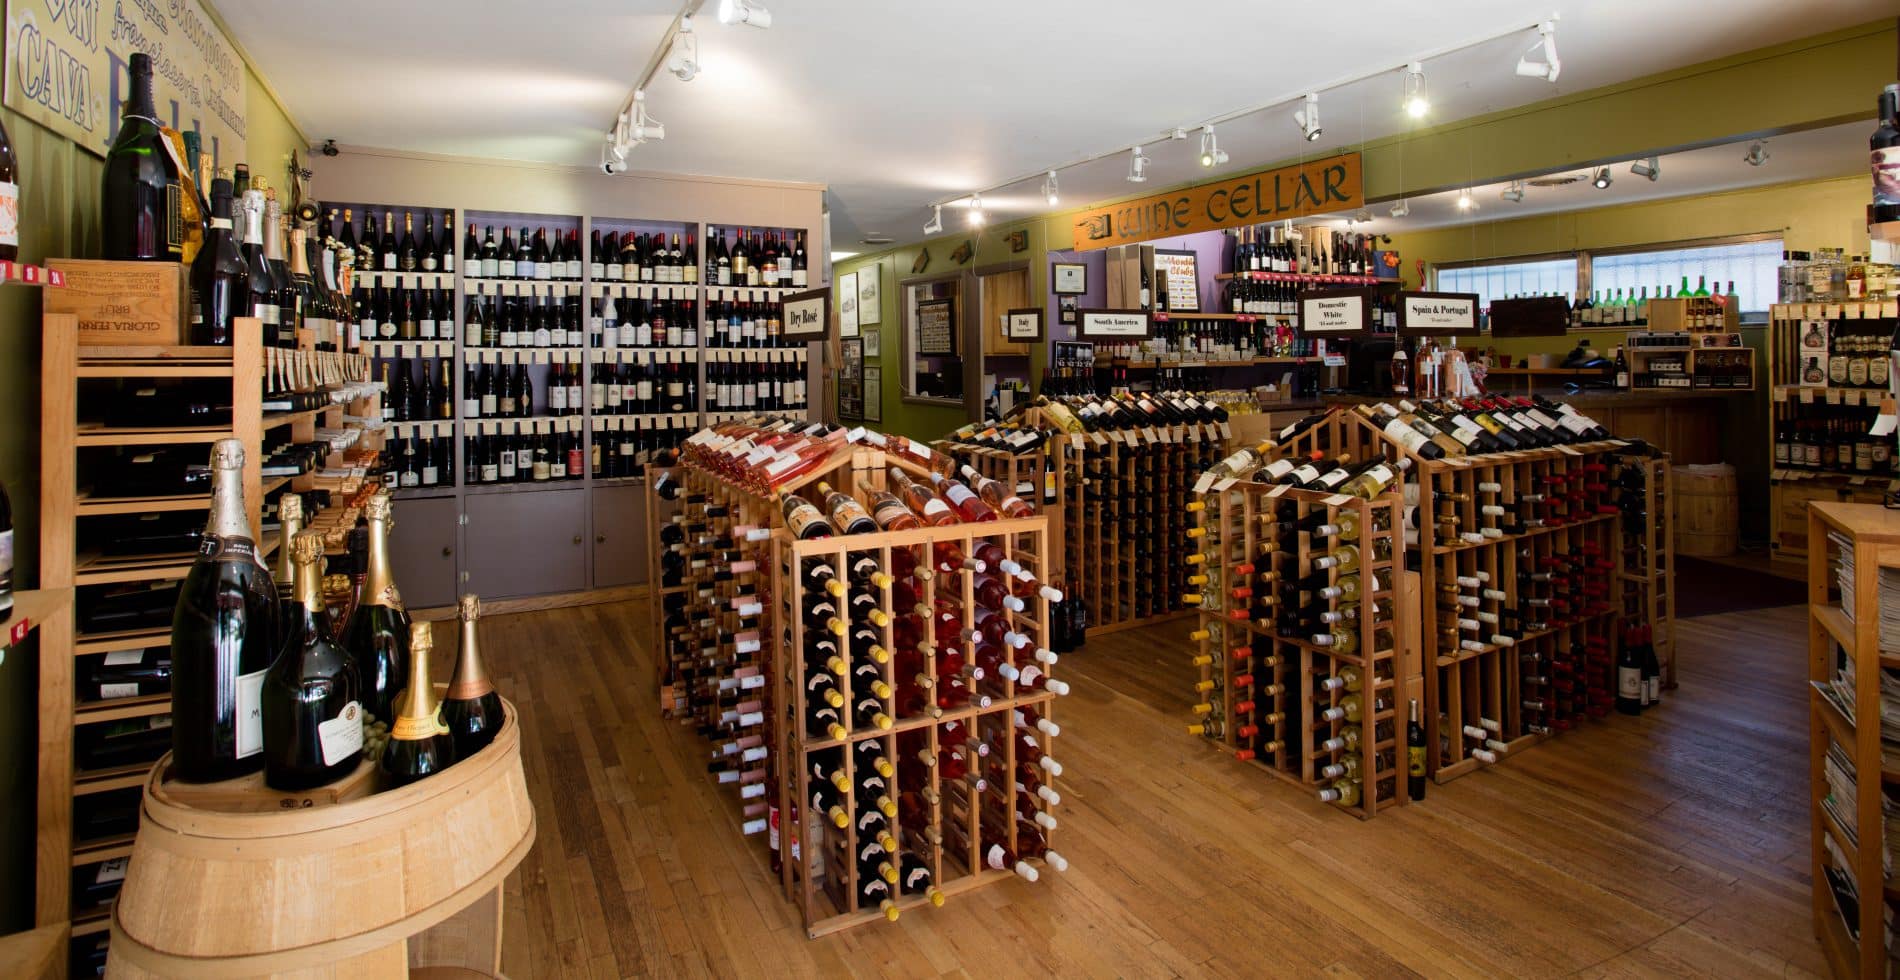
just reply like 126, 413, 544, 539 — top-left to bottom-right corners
443, 594, 506, 758
381, 621, 457, 789
344, 490, 411, 731
262, 531, 363, 791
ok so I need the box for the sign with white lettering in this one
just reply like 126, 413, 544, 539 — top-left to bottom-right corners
1397, 290, 1480, 336
1300, 289, 1370, 336
781, 287, 831, 340
1078, 309, 1150, 339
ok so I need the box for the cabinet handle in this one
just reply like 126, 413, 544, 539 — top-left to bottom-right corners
572, 535, 583, 545
441, 547, 452, 558
596, 534, 607, 543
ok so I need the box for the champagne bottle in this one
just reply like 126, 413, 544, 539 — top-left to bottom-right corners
443, 594, 505, 758
170, 440, 278, 782
381, 620, 457, 788
272, 492, 303, 607
343, 491, 411, 729
262, 531, 363, 790
101, 53, 182, 261
189, 176, 249, 345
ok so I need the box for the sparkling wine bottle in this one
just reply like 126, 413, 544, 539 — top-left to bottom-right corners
442, 594, 505, 758
262, 531, 363, 790
343, 490, 411, 730
381, 620, 457, 788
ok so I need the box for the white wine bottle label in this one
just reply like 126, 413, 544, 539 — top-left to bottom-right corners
234, 667, 267, 758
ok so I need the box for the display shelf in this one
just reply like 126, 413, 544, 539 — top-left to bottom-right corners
0, 589, 72, 653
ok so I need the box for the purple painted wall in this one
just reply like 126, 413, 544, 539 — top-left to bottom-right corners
1043, 229, 1232, 347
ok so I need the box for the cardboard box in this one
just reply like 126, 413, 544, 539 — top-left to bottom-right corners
46, 258, 190, 345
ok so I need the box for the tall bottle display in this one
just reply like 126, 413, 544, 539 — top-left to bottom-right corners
380, 621, 456, 788
443, 594, 505, 758
262, 531, 364, 791
190, 175, 249, 345
100, 53, 182, 262
169, 439, 278, 783
344, 490, 411, 731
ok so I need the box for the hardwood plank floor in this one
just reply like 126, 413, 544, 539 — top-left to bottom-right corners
428, 599, 1826, 979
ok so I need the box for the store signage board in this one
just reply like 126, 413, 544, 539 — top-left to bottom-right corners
1300, 289, 1371, 336
917, 297, 956, 356
1078, 309, 1151, 339
5, 0, 249, 164
1397, 291, 1481, 337
1071, 152, 1362, 252
1489, 295, 1571, 337
781, 287, 832, 340
1005, 308, 1044, 343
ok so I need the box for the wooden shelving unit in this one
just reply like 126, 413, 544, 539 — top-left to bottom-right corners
1615, 449, 1676, 688
1804, 500, 1900, 980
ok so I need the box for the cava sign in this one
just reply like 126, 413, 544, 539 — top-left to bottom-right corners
781, 288, 831, 340
1300, 289, 1371, 336
1398, 291, 1480, 336
1071, 152, 1363, 251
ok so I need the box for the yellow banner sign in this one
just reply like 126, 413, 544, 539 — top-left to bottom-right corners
1071, 153, 1363, 251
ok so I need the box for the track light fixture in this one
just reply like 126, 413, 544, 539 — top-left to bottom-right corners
1630, 156, 1659, 181
1127, 146, 1149, 183
923, 204, 943, 235
1500, 180, 1525, 203
1592, 167, 1613, 189
1295, 93, 1322, 142
1402, 62, 1430, 119
1389, 199, 1410, 219
1515, 18, 1561, 82
966, 193, 984, 227
1041, 170, 1059, 206
1743, 141, 1769, 167
665, 15, 700, 82
717, 0, 772, 29
1197, 126, 1228, 168
1455, 189, 1476, 212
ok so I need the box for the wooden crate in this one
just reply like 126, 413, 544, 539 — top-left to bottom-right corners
46, 259, 190, 346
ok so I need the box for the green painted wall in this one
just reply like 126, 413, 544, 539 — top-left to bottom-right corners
0, 61, 304, 931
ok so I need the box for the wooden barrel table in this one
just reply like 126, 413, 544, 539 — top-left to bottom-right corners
105, 700, 534, 979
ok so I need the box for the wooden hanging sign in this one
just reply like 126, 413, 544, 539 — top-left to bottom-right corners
1070, 152, 1363, 251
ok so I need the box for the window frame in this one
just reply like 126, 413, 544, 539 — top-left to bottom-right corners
898, 270, 971, 409
1430, 231, 1784, 318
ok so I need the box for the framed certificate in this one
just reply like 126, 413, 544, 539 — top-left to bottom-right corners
1052, 262, 1088, 295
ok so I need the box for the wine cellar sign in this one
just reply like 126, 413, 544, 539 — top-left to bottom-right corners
4, 0, 250, 164
1070, 152, 1362, 251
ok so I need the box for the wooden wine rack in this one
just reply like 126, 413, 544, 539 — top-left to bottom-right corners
1187, 481, 1413, 819
644, 437, 1067, 936
1615, 449, 1676, 688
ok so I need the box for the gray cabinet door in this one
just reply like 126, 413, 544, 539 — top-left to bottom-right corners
592, 484, 648, 588
389, 495, 460, 610
465, 489, 587, 599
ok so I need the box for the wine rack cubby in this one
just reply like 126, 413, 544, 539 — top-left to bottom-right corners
644, 426, 1069, 936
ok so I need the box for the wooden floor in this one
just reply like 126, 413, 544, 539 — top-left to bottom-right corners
437, 598, 1827, 979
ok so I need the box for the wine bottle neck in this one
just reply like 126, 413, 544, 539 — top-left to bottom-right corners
296, 553, 325, 612
125, 64, 157, 121
449, 616, 495, 699
361, 515, 401, 608
393, 633, 441, 738
206, 450, 253, 542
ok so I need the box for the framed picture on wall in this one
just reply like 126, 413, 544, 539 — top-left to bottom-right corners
858, 264, 881, 326
916, 297, 957, 356
1053, 262, 1087, 295
863, 326, 880, 358
1058, 295, 1079, 326
838, 270, 860, 337
863, 365, 882, 423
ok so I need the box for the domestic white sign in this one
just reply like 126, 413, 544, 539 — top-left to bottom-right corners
1301, 293, 1366, 334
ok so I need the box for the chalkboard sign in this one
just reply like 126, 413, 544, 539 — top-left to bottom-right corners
1397, 290, 1481, 337
917, 297, 957, 356
782, 287, 832, 340
1489, 295, 1571, 337
1300, 288, 1372, 336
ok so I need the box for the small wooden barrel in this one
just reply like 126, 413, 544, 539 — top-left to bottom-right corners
1676, 464, 1738, 558
106, 700, 534, 979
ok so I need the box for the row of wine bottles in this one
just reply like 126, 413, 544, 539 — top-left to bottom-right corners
170, 451, 503, 791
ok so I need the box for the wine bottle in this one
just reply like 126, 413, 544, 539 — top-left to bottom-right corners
101, 53, 182, 261
262, 531, 363, 790
443, 594, 505, 758
189, 176, 248, 346
381, 620, 457, 788
343, 491, 411, 729
169, 440, 277, 782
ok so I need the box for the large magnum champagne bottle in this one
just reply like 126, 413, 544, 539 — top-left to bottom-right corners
262, 531, 363, 790
343, 490, 410, 731
380, 621, 456, 789
442, 594, 505, 758
170, 439, 277, 782
101, 53, 181, 261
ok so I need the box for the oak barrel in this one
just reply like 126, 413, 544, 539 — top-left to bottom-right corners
106, 700, 533, 978
1676, 463, 1738, 558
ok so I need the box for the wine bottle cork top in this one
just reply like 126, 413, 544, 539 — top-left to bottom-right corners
279, 493, 302, 522
364, 492, 392, 521
408, 620, 433, 653
458, 594, 481, 620
211, 438, 245, 469
290, 530, 325, 563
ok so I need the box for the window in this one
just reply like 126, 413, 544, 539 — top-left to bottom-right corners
1436, 257, 1579, 311
1590, 238, 1781, 313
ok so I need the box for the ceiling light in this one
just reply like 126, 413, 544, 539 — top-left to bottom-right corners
1402, 62, 1430, 119
1592, 167, 1612, 189
1127, 146, 1148, 183
1630, 156, 1659, 181
1197, 126, 1227, 168
1168, 127, 1188, 141
1041, 170, 1059, 206
1388, 199, 1410, 218
630, 89, 665, 142
1743, 140, 1769, 167
1294, 93, 1322, 142
830, 251, 860, 262
1455, 189, 1476, 211
966, 193, 984, 227
923, 204, 943, 235
1500, 180, 1525, 203
717, 0, 772, 29
665, 16, 699, 82
1515, 18, 1561, 83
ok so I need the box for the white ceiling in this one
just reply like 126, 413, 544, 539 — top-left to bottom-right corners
216, 0, 1891, 247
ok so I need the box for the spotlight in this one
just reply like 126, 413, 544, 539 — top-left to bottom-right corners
966, 193, 984, 227
1500, 180, 1525, 203
717, 0, 772, 28
1388, 199, 1410, 218
1295, 93, 1322, 142
1041, 170, 1059, 207
1402, 62, 1429, 118
1592, 167, 1612, 189
1197, 126, 1227, 168
1743, 140, 1769, 167
1515, 18, 1561, 83
1630, 156, 1659, 181
630, 90, 665, 142
1455, 189, 1476, 212
923, 204, 943, 235
666, 15, 699, 82
1127, 146, 1148, 183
